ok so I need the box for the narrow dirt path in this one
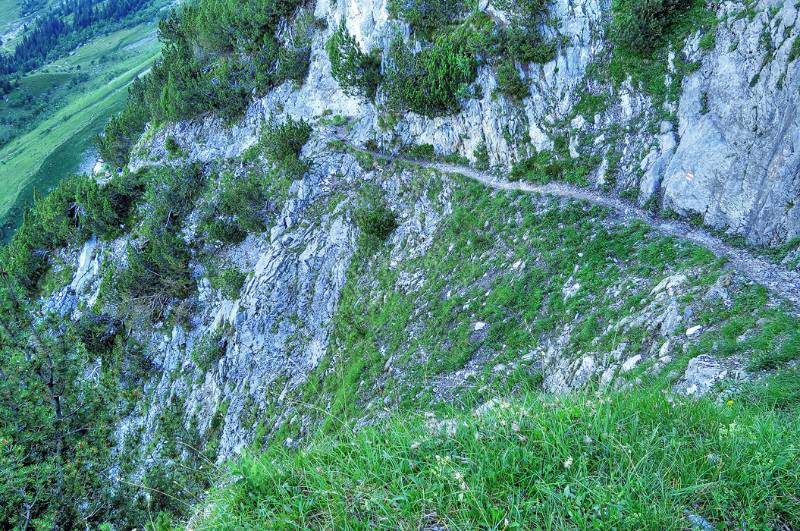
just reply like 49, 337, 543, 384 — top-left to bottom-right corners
373, 152, 800, 314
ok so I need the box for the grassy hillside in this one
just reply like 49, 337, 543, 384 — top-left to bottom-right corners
199, 385, 800, 529
0, 0, 20, 33
0, 19, 162, 239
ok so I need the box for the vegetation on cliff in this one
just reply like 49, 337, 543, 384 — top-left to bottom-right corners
1, 0, 798, 528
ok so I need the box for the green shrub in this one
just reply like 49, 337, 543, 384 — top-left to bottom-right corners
473, 142, 489, 170
278, 11, 319, 88
141, 164, 206, 231
117, 231, 193, 316
209, 265, 247, 299
499, 26, 557, 64
98, 0, 310, 165
97, 79, 149, 168
509, 150, 595, 186
192, 330, 228, 371
114, 165, 205, 316
612, 0, 695, 56
0, 315, 122, 530
354, 193, 398, 252
388, 0, 468, 36
165, 136, 182, 159
260, 117, 312, 179
494, 0, 549, 19
493, 0, 556, 64
402, 143, 436, 159
73, 312, 121, 356
0, 168, 149, 295
261, 117, 312, 161
75, 170, 148, 239
0, 176, 89, 293
789, 36, 800, 63
203, 217, 247, 245
698, 30, 716, 51
494, 60, 528, 100
277, 46, 312, 87
384, 22, 485, 117
201, 171, 267, 244
326, 22, 382, 100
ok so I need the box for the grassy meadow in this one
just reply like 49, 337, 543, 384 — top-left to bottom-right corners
0, 20, 161, 239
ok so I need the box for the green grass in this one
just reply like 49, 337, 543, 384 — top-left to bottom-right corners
198, 387, 800, 528
0, 30, 160, 235
284, 162, 799, 443
49, 23, 158, 70
0, 0, 21, 42
17, 72, 73, 96
0, 94, 129, 241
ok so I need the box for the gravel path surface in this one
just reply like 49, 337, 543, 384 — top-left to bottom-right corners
370, 151, 800, 313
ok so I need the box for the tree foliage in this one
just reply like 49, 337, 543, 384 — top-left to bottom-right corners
388, 0, 468, 36
0, 0, 152, 75
259, 116, 312, 180
612, 0, 695, 56
97, 0, 310, 167
383, 20, 488, 117
326, 22, 382, 100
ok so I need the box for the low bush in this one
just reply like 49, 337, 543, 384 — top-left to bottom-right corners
0, 166, 153, 296
326, 22, 382, 100
97, 0, 311, 166
612, 0, 695, 56
494, 60, 528, 100
0, 176, 90, 293
402, 143, 436, 159
96, 80, 149, 167
354, 191, 398, 253
260, 117, 312, 179
509, 150, 595, 186
141, 164, 205, 230
165, 136, 182, 159
209, 265, 247, 300
114, 164, 205, 317
75, 170, 148, 239
277, 12, 318, 88
117, 231, 193, 316
201, 171, 267, 244
789, 35, 800, 63
388, 0, 469, 36
192, 330, 228, 372
384, 21, 487, 117
494, 0, 556, 64
473, 142, 490, 170
499, 26, 557, 64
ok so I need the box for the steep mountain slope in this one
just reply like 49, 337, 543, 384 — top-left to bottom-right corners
0, 0, 167, 238
1, 0, 799, 528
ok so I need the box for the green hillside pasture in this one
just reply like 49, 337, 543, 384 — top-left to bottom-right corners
0, 0, 20, 33
0, 49, 158, 233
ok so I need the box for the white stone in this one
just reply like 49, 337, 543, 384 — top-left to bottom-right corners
621, 354, 642, 373
686, 325, 703, 337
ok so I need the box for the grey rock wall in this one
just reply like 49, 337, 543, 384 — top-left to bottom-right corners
134, 0, 799, 245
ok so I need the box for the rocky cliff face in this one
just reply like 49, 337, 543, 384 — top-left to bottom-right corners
137, 0, 800, 246
40, 0, 800, 498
